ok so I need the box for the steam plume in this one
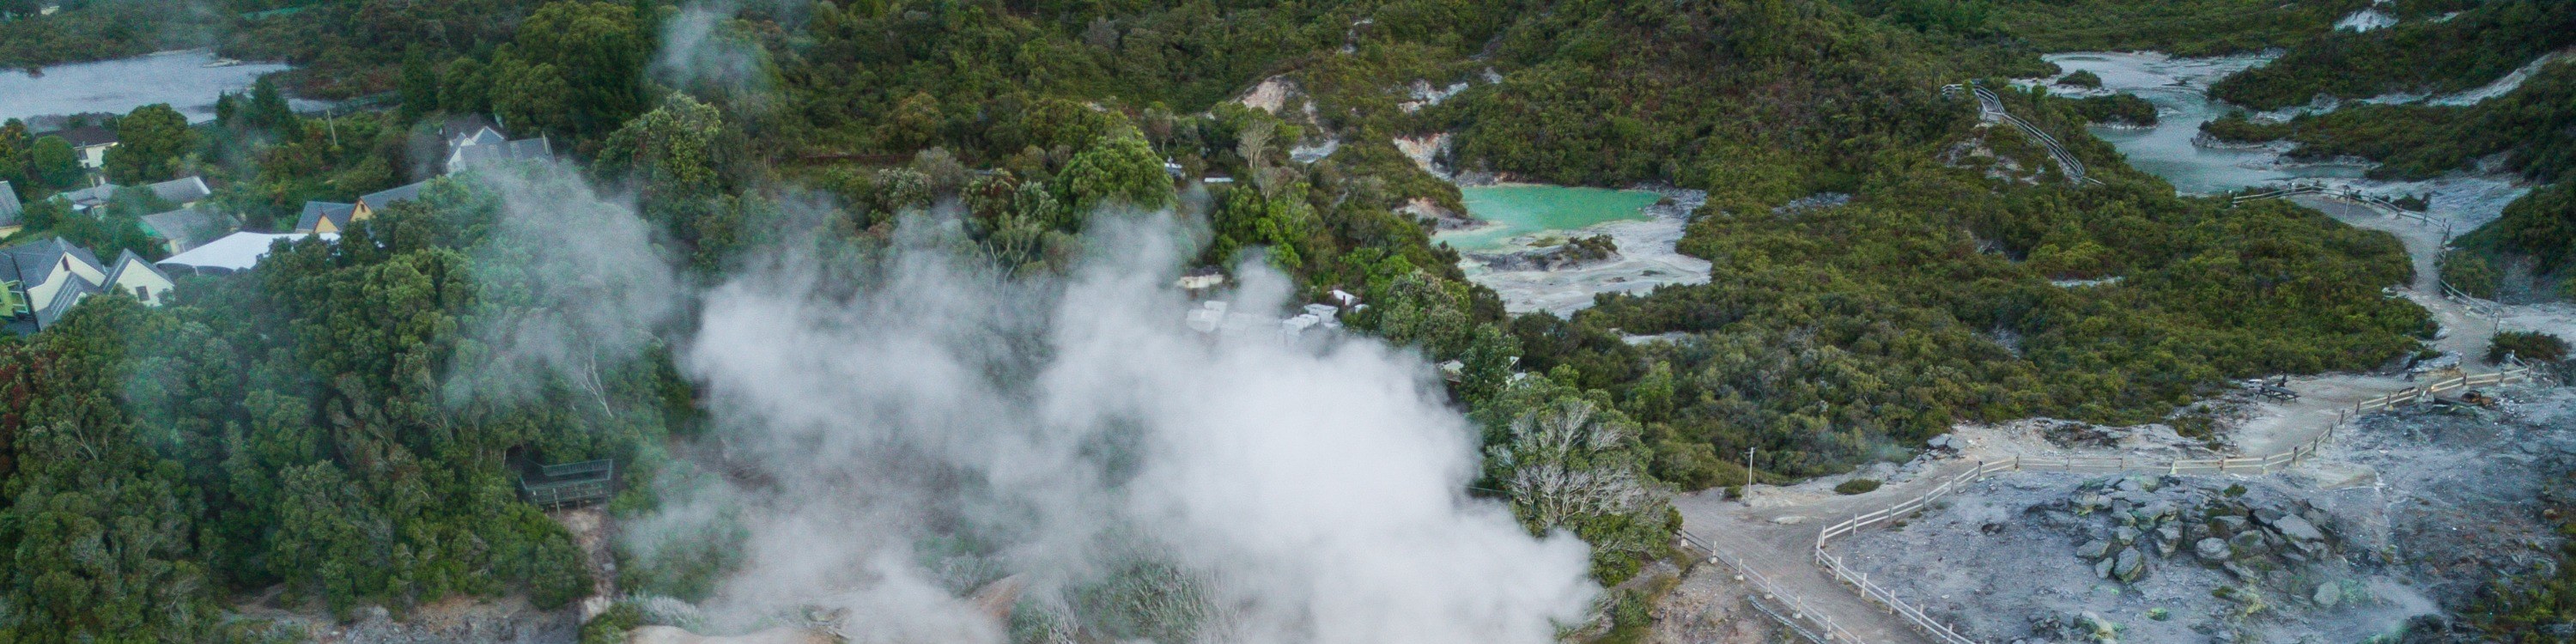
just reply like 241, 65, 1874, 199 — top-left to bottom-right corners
647, 212, 1600, 641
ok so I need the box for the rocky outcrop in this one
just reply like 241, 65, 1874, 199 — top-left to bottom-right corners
1468, 235, 1619, 271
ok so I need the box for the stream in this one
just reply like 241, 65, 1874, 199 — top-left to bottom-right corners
2041, 52, 2534, 231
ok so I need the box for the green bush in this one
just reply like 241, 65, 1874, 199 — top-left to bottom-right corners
2061, 70, 2104, 88
2488, 331, 2571, 364
1836, 478, 1884, 495
2441, 250, 2502, 298
579, 603, 646, 644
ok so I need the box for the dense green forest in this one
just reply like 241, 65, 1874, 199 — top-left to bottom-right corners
0, 0, 2545, 640
2207, 58, 2576, 298
2208, 0, 2576, 110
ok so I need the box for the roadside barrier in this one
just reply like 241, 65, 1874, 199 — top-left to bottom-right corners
1787, 365, 2536, 643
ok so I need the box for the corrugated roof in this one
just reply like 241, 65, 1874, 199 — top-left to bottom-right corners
158, 231, 335, 273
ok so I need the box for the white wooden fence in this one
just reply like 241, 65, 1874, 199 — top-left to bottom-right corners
1680, 532, 1870, 644
1791, 365, 2536, 643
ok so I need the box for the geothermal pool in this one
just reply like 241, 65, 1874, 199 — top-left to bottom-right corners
1435, 185, 1665, 252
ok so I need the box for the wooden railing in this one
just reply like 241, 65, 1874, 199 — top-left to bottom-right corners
2234, 183, 2432, 224
1804, 365, 2536, 643
1681, 532, 1871, 644
1968, 85, 2099, 186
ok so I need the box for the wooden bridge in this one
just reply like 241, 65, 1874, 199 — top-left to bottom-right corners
519, 459, 617, 509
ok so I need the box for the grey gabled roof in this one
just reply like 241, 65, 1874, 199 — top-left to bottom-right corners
102, 249, 172, 290
0, 181, 21, 228
142, 206, 239, 252
295, 201, 356, 233
360, 181, 427, 210
449, 137, 552, 172
3, 237, 103, 288
143, 176, 212, 205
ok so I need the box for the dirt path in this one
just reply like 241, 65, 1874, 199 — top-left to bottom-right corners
1675, 193, 2561, 643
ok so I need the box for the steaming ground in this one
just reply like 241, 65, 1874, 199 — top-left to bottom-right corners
627, 215, 1600, 641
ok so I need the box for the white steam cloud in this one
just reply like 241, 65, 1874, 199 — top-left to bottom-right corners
647, 213, 1600, 641
653, 3, 773, 97
451, 164, 684, 404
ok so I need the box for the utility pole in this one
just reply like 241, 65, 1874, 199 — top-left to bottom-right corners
1744, 447, 1758, 494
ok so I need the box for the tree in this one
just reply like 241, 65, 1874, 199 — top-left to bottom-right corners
103, 104, 197, 185
244, 77, 297, 136
494, 1, 649, 138
399, 48, 440, 121
1054, 131, 1174, 216
1476, 376, 1672, 585
0, 119, 24, 193
27, 136, 82, 190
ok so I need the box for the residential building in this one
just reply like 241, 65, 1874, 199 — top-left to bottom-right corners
0, 238, 175, 334
141, 176, 213, 208
50, 176, 213, 214
291, 179, 430, 234
141, 206, 240, 255
291, 200, 358, 234
352, 181, 427, 221
157, 231, 336, 276
51, 125, 118, 169
53, 183, 117, 211
0, 181, 21, 238
447, 137, 553, 173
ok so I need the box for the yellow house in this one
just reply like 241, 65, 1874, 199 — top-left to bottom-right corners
0, 239, 176, 335
294, 180, 428, 234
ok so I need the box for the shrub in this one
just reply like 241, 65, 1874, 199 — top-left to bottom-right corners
1835, 478, 1883, 495
2440, 250, 2500, 298
2061, 70, 2104, 88
580, 603, 646, 644
2488, 331, 2570, 364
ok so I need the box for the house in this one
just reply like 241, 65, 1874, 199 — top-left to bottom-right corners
0, 181, 21, 238
442, 114, 508, 149
51, 176, 212, 214
141, 206, 240, 255
446, 137, 553, 173
352, 181, 427, 221
291, 200, 357, 234
291, 179, 429, 234
141, 176, 213, 208
51, 126, 118, 169
53, 184, 117, 211
157, 231, 336, 276
0, 238, 175, 334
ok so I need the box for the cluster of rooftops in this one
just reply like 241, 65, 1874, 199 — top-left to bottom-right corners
0, 116, 551, 335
